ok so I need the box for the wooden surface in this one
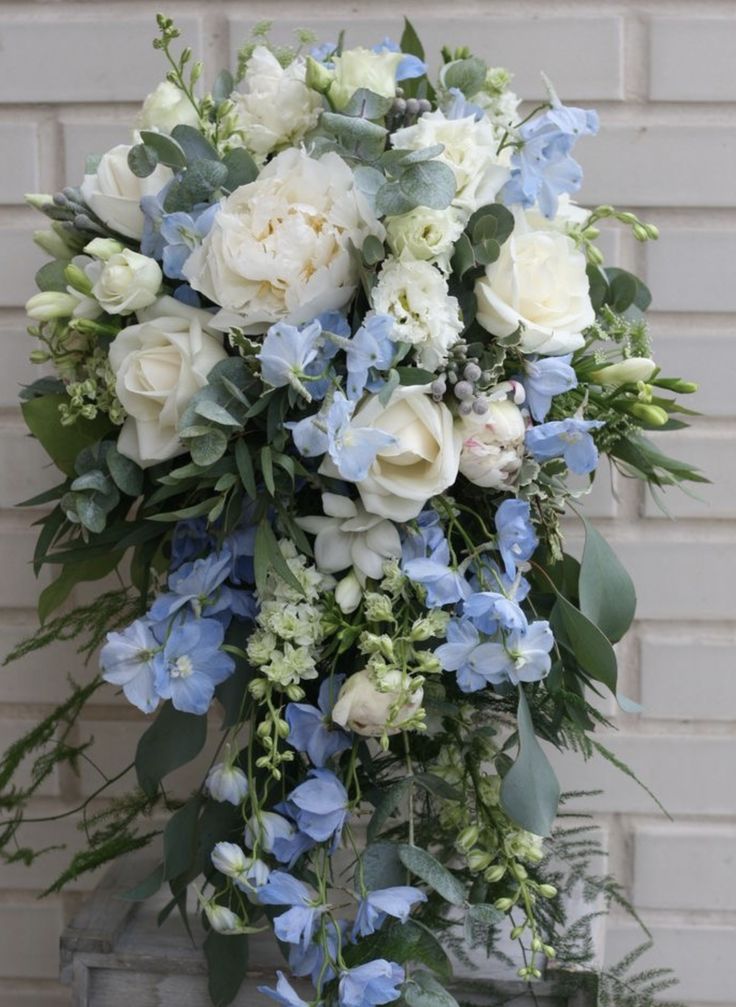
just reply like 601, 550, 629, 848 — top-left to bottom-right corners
61, 853, 602, 1006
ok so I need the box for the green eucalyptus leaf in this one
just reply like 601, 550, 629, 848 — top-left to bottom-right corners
235, 440, 257, 499
360, 841, 406, 891
551, 592, 618, 692
442, 57, 487, 97
35, 260, 69, 292
466, 203, 515, 246
398, 844, 466, 906
70, 469, 111, 494
194, 399, 242, 428
213, 69, 235, 105
321, 112, 388, 160
404, 971, 460, 1007
579, 521, 636, 643
127, 143, 159, 178
106, 444, 144, 497
171, 124, 220, 163
187, 427, 229, 466
223, 147, 258, 190
362, 234, 385, 266
399, 160, 456, 210
474, 237, 500, 265
341, 88, 394, 120
135, 702, 208, 800
180, 159, 228, 204
21, 395, 113, 476
139, 130, 187, 169
396, 367, 435, 386
367, 779, 411, 844
400, 144, 445, 165
74, 495, 108, 533
375, 181, 416, 216
500, 687, 560, 836
451, 233, 476, 279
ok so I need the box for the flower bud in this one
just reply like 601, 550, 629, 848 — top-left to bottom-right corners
25, 193, 54, 210
64, 262, 93, 294
628, 402, 669, 426
25, 290, 77, 321
653, 377, 698, 394
456, 826, 481, 853
286, 684, 305, 702
592, 357, 657, 387
206, 762, 249, 805
467, 850, 492, 873
538, 884, 558, 899
199, 896, 244, 935
211, 841, 249, 881
305, 55, 334, 94
484, 864, 506, 883
494, 897, 514, 912
510, 924, 525, 940
511, 862, 528, 881
84, 237, 124, 261
33, 228, 73, 259
250, 678, 269, 700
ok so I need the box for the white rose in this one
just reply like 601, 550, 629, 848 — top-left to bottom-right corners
459, 396, 527, 489
183, 148, 384, 333
230, 46, 322, 163
89, 249, 161, 315
329, 48, 403, 110
475, 208, 594, 356
139, 81, 200, 133
108, 314, 227, 467
137, 294, 218, 332
371, 257, 463, 371
385, 206, 464, 271
331, 668, 424, 737
80, 144, 173, 240
391, 110, 510, 216
321, 385, 462, 522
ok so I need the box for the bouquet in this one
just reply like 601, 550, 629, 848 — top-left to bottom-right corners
5, 15, 703, 1007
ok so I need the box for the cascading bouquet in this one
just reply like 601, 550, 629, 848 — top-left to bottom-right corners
4, 14, 703, 1007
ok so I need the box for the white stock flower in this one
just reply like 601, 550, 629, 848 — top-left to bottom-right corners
459, 393, 527, 489
385, 206, 464, 271
321, 385, 462, 522
108, 314, 227, 467
183, 148, 384, 333
80, 144, 173, 240
329, 47, 403, 109
475, 208, 594, 356
139, 81, 200, 133
371, 257, 463, 371
391, 110, 510, 216
332, 668, 423, 737
230, 46, 321, 163
89, 249, 161, 315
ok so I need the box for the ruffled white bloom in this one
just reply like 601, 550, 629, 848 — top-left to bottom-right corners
183, 148, 384, 333
475, 208, 594, 355
459, 389, 527, 489
139, 80, 200, 133
89, 249, 161, 315
230, 46, 322, 163
108, 314, 227, 467
370, 257, 463, 371
332, 668, 423, 737
206, 761, 249, 805
391, 110, 510, 216
592, 357, 657, 386
80, 144, 173, 240
329, 47, 403, 109
321, 385, 462, 522
385, 206, 464, 271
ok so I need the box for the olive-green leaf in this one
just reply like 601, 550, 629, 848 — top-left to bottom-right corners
579, 519, 636, 643
398, 844, 466, 907
135, 702, 208, 799
500, 687, 560, 837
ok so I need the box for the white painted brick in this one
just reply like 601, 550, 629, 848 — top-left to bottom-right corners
650, 18, 736, 102
645, 229, 736, 313
566, 460, 618, 519
0, 981, 70, 1007
633, 823, 736, 911
580, 125, 736, 207
228, 16, 624, 99
0, 902, 65, 980
0, 326, 37, 409
640, 632, 736, 721
0, 227, 46, 308
0, 125, 39, 205
0, 427, 59, 509
61, 119, 132, 185
642, 431, 734, 519
648, 333, 736, 419
0, 18, 202, 104
0, 525, 51, 610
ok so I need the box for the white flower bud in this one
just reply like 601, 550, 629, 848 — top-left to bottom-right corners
331, 668, 424, 737
25, 290, 77, 321
591, 358, 657, 387
91, 249, 162, 316
33, 228, 74, 259
84, 237, 125, 262
459, 397, 526, 489
206, 762, 249, 806
199, 896, 244, 934
211, 841, 249, 881
335, 570, 362, 614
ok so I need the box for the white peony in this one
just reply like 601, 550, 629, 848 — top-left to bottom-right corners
459, 391, 527, 489
108, 314, 227, 467
230, 46, 322, 163
139, 81, 200, 133
385, 206, 464, 271
329, 47, 403, 110
90, 249, 162, 315
391, 110, 510, 216
183, 148, 384, 333
332, 668, 424, 737
475, 208, 595, 356
321, 385, 462, 522
80, 144, 173, 240
371, 257, 463, 371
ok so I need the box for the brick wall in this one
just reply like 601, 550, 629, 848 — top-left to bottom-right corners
0, 2, 733, 1004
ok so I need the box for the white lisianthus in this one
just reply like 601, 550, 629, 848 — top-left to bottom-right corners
475, 208, 595, 355
108, 314, 227, 467
139, 81, 200, 133
329, 47, 403, 109
332, 668, 423, 737
229, 46, 322, 163
80, 144, 173, 240
391, 110, 510, 216
321, 385, 462, 522
89, 249, 162, 315
371, 257, 463, 371
459, 390, 527, 489
385, 206, 464, 271
206, 761, 249, 805
183, 148, 384, 333
592, 357, 657, 386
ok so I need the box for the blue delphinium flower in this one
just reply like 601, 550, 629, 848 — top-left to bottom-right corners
463, 591, 527, 635
435, 619, 488, 693
169, 517, 216, 570
402, 532, 472, 608
258, 971, 310, 1007
526, 417, 604, 475
442, 87, 485, 121
495, 499, 538, 579
401, 509, 444, 563
343, 315, 395, 401
286, 676, 352, 767
352, 886, 427, 939
159, 202, 219, 280
149, 550, 232, 624
436, 618, 554, 692
338, 960, 405, 1007
469, 556, 531, 603
257, 872, 325, 950
286, 410, 329, 459
286, 768, 349, 846
519, 355, 578, 422
289, 919, 346, 986
372, 38, 427, 80
326, 394, 397, 482
258, 320, 325, 400
152, 617, 234, 715
100, 618, 160, 713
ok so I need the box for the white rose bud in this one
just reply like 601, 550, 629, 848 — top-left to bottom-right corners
591, 358, 657, 386
140, 81, 200, 133
91, 249, 162, 315
25, 290, 78, 321
331, 668, 424, 737
459, 397, 527, 489
329, 48, 403, 109
206, 762, 249, 805
80, 144, 173, 240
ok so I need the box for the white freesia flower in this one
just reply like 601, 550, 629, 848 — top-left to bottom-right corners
592, 357, 657, 386
108, 314, 227, 467
206, 761, 249, 805
25, 290, 78, 321
321, 385, 462, 522
329, 47, 403, 109
391, 110, 510, 216
230, 46, 321, 162
332, 668, 423, 737
183, 148, 384, 333
475, 208, 594, 355
459, 389, 527, 489
371, 257, 463, 370
139, 80, 200, 133
89, 249, 162, 315
385, 206, 464, 271
80, 144, 173, 240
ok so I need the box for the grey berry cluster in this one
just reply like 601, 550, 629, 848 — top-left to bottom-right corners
431, 346, 494, 416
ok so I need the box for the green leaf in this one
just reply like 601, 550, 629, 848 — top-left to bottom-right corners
367, 778, 411, 843
343, 918, 452, 981
398, 845, 466, 907
442, 57, 487, 97
106, 444, 144, 497
188, 427, 229, 466
70, 469, 111, 494
474, 237, 500, 265
396, 366, 435, 386
375, 181, 416, 217
321, 112, 388, 160
122, 861, 165, 901
139, 130, 187, 169
587, 262, 609, 312
451, 233, 476, 279
38, 550, 120, 623
551, 592, 618, 692
163, 797, 202, 881
361, 841, 406, 891
135, 702, 208, 800
127, 143, 159, 178
466, 203, 515, 247
404, 971, 460, 1007
21, 395, 113, 475
204, 932, 250, 1007
414, 773, 463, 802
74, 495, 108, 533
235, 440, 257, 499
213, 69, 235, 104
35, 260, 69, 292
260, 446, 275, 496
222, 148, 258, 190
181, 159, 229, 203
341, 88, 395, 120
171, 124, 220, 163
579, 520, 636, 643
400, 17, 425, 60
194, 399, 242, 427
362, 234, 385, 266
500, 687, 560, 837
399, 160, 456, 210
254, 521, 305, 597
